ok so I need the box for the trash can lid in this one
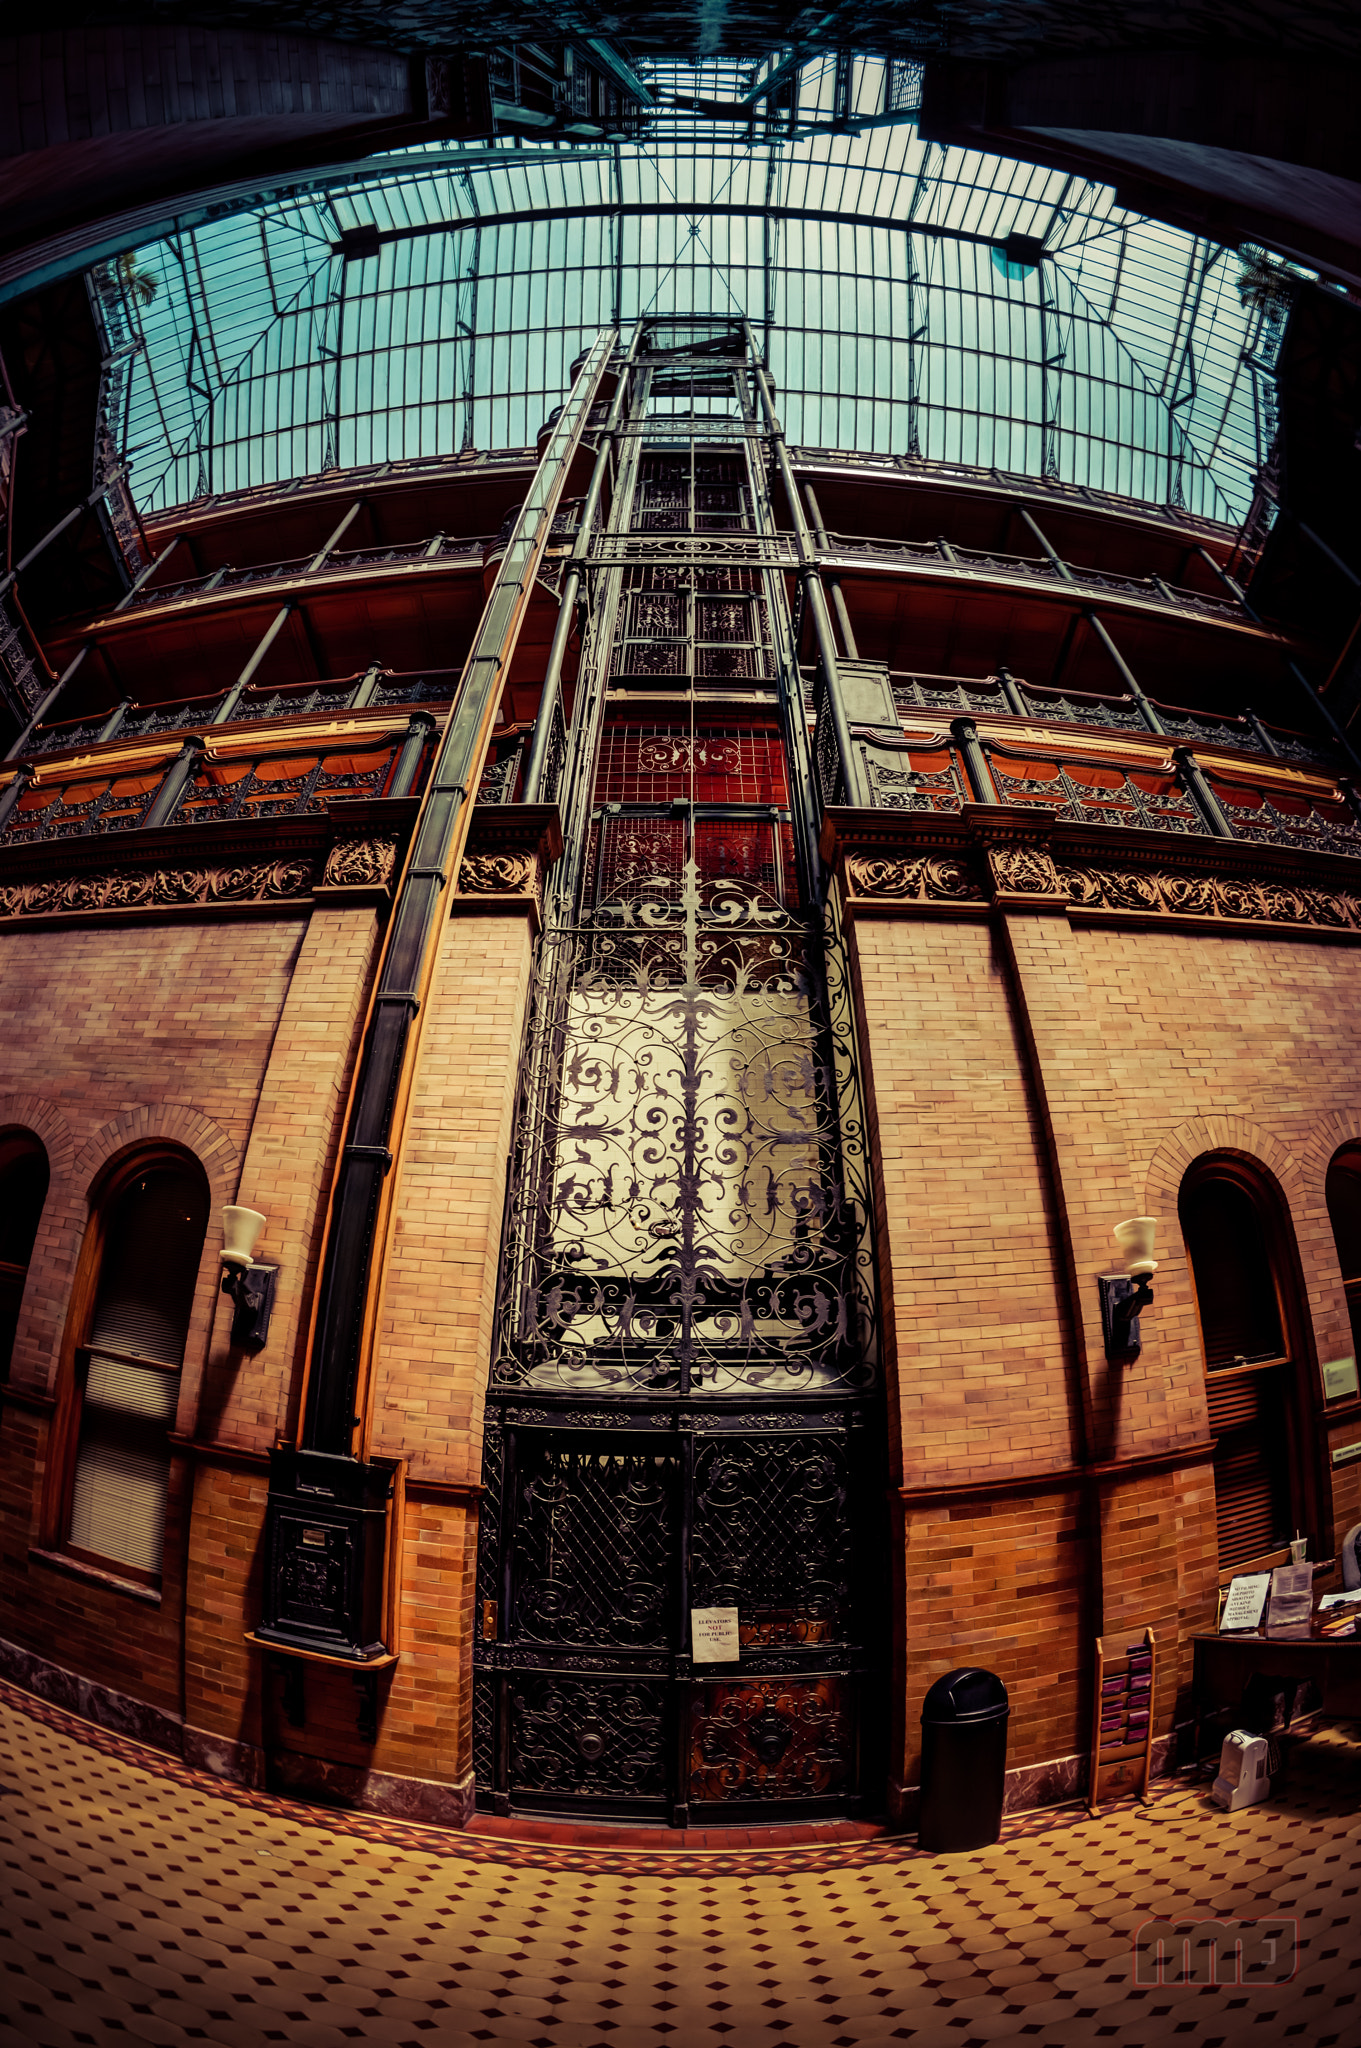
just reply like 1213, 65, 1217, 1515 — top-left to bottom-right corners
921, 1666, 1010, 1723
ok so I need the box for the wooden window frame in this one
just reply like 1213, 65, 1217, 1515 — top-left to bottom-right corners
43, 1143, 210, 1586
1180, 1152, 1320, 1567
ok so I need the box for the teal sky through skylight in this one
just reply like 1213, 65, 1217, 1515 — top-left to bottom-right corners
104, 59, 1276, 525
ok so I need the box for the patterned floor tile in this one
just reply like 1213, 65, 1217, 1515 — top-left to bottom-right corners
1, 1684, 1360, 2042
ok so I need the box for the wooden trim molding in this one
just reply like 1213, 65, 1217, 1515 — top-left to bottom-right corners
403, 1477, 485, 1504
897, 1438, 1218, 1508
165, 1433, 272, 1470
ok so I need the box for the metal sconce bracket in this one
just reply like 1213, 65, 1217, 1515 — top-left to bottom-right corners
222, 1263, 278, 1350
1099, 1273, 1154, 1358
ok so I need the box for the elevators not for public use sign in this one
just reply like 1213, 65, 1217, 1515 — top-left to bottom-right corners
691, 1607, 741, 1662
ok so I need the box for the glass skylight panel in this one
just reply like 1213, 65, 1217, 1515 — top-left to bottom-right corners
107, 71, 1263, 522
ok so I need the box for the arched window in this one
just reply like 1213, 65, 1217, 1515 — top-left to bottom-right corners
62, 1153, 209, 1583
1180, 1158, 1311, 1571
0, 1132, 50, 1379
1325, 1144, 1361, 1360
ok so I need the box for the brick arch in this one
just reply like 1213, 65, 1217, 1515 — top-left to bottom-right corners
0, 1093, 75, 1184
70, 1103, 240, 1208
1144, 1115, 1304, 1218
1300, 1111, 1361, 1200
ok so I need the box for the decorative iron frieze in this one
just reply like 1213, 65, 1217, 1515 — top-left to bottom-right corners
1059, 863, 1361, 929
322, 834, 399, 890
0, 856, 313, 921
845, 852, 985, 903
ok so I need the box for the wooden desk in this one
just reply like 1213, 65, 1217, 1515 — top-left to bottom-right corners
1192, 1632, 1361, 1752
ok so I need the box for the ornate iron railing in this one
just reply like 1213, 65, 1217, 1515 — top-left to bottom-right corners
1, 725, 429, 845
20, 670, 462, 758
819, 532, 1245, 622
121, 536, 487, 610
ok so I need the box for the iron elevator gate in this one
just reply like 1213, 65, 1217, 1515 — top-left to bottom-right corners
474, 323, 884, 1822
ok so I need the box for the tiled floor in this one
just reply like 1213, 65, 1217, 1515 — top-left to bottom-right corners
1, 1681, 1359, 2047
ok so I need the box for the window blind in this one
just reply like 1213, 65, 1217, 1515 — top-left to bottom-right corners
68, 1166, 207, 1576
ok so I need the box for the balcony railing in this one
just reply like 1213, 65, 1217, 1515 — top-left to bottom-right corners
818, 533, 1245, 624
809, 673, 1361, 859
19, 669, 462, 759
120, 536, 489, 611
0, 720, 435, 847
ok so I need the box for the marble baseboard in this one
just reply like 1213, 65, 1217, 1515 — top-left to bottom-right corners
895, 1732, 1177, 1832
269, 1748, 477, 1827
0, 1634, 182, 1756
183, 1724, 267, 1789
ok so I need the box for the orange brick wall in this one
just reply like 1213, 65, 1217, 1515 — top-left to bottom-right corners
181, 902, 382, 1759
898, 1486, 1087, 1793
355, 905, 534, 1791
851, 897, 1361, 1794
0, 914, 310, 1725
850, 912, 1074, 1487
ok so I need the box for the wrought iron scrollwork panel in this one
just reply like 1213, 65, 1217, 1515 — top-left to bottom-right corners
689, 1675, 855, 1804
691, 1433, 853, 1645
510, 1437, 679, 1647
509, 1674, 671, 1800
494, 824, 875, 1399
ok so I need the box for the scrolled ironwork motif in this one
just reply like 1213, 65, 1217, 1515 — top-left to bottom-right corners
493, 826, 877, 1400
322, 835, 398, 889
0, 856, 313, 920
689, 1676, 854, 1803
508, 1675, 670, 1799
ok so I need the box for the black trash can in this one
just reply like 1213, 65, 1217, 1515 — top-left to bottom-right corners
918, 1667, 1009, 1853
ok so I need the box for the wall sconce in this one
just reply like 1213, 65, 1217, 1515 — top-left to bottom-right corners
220, 1206, 278, 1351
1098, 1216, 1158, 1358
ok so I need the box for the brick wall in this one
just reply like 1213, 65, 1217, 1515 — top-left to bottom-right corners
0, 914, 309, 1725
852, 898, 1361, 1791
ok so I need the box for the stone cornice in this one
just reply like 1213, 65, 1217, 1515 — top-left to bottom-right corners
825, 805, 1361, 941
0, 797, 418, 931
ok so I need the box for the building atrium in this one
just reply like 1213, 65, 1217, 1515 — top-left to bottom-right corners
1, 9, 1361, 2045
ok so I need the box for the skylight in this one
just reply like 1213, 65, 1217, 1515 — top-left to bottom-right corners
102, 59, 1275, 525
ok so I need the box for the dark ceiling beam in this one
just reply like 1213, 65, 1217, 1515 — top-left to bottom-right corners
919, 54, 1361, 289
325, 200, 1027, 254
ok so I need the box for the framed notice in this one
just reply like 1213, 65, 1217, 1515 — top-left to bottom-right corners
1219, 1573, 1271, 1633
691, 1607, 740, 1663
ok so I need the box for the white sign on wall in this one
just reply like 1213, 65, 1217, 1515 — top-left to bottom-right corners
690, 1606, 741, 1663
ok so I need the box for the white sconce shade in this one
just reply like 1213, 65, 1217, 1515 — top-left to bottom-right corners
221, 1206, 267, 1268
1113, 1216, 1158, 1278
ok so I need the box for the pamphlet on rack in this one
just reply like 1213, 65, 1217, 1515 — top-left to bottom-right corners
1264, 1562, 1314, 1638
1219, 1572, 1271, 1633
1317, 1589, 1361, 1637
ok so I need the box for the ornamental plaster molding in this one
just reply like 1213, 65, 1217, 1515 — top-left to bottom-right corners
321, 834, 399, 890
457, 850, 537, 896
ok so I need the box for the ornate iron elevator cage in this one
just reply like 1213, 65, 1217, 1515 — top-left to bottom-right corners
474, 320, 884, 1823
